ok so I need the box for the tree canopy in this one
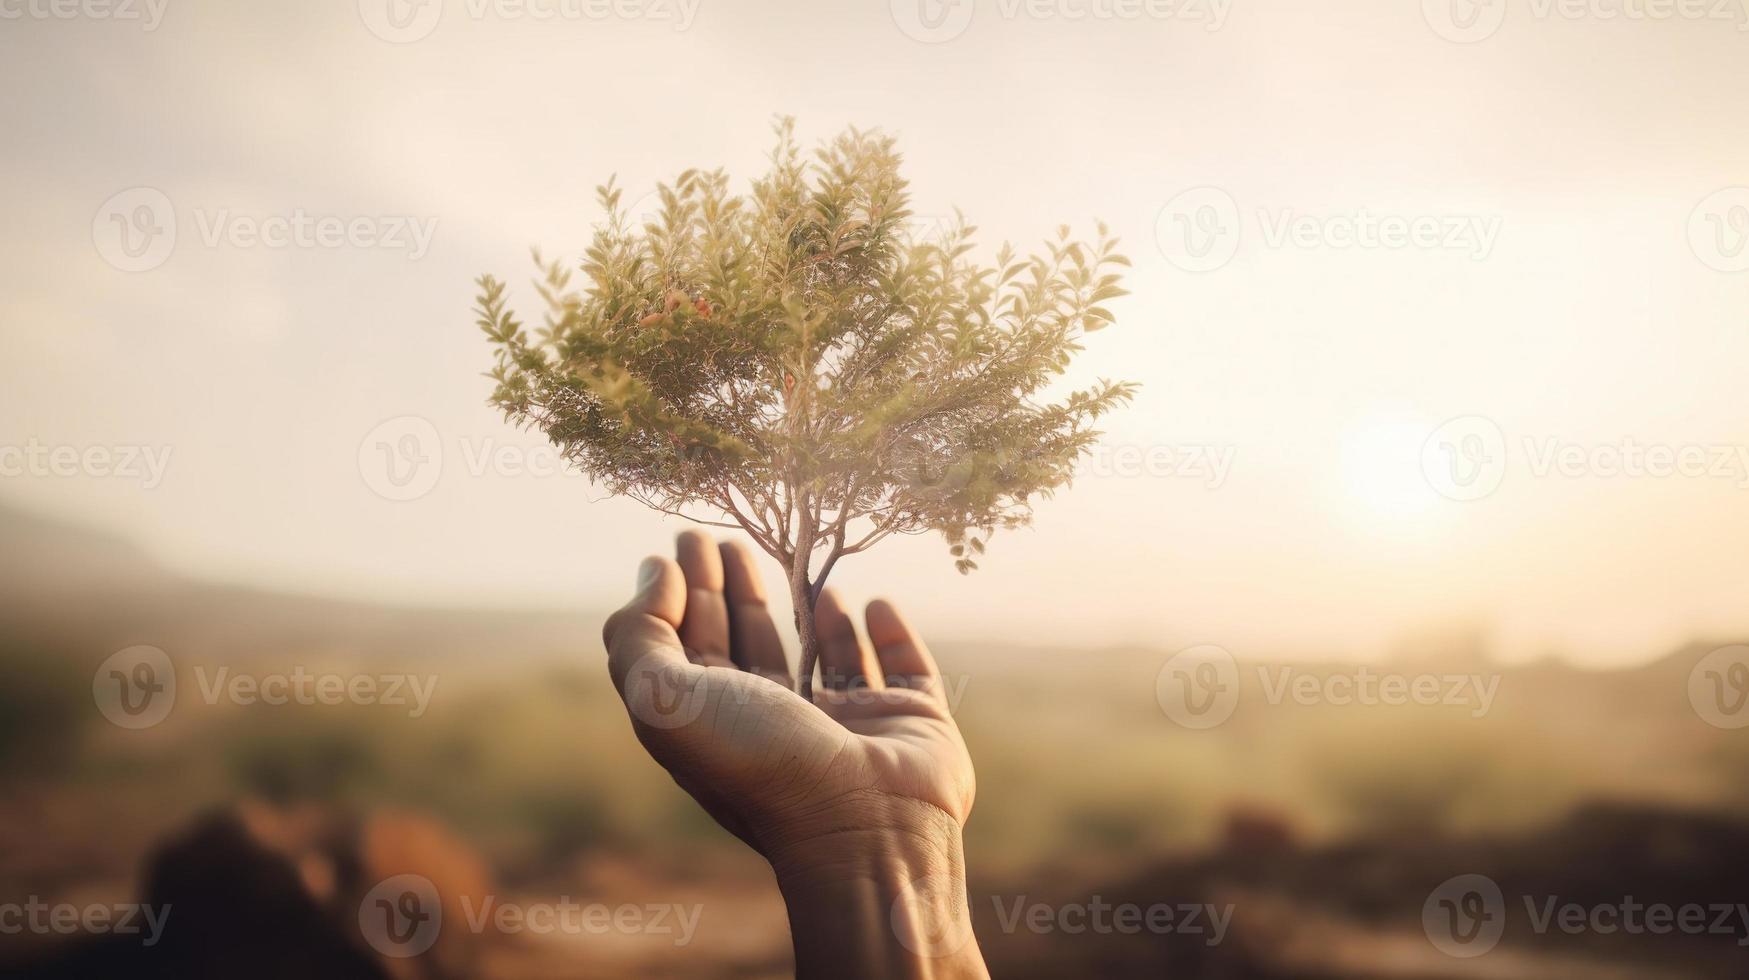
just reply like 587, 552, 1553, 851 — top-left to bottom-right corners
478, 119, 1133, 696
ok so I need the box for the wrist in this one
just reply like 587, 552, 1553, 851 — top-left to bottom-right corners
770, 795, 987, 980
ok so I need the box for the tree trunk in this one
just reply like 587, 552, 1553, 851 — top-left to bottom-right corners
790, 562, 821, 701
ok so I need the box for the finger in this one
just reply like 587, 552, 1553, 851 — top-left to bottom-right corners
720, 540, 791, 685
601, 556, 690, 695
865, 599, 941, 698
817, 588, 879, 692
675, 530, 733, 668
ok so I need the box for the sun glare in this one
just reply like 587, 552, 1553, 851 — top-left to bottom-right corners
1338, 417, 1447, 528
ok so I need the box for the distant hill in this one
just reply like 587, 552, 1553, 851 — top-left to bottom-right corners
0, 500, 593, 664
1, 498, 1741, 686
0, 500, 163, 595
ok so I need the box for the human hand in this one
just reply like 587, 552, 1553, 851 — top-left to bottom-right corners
600, 531, 986, 978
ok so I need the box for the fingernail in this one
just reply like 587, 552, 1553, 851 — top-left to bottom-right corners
636, 557, 664, 591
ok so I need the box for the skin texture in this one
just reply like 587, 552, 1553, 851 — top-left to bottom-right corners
600, 531, 989, 979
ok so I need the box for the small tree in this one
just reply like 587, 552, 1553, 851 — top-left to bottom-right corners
478, 120, 1133, 699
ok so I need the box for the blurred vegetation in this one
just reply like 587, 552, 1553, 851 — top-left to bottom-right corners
3, 609, 1746, 910
0, 632, 87, 777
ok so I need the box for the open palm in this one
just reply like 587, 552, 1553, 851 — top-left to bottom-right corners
601, 531, 975, 861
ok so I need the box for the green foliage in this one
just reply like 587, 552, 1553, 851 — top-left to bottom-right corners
479, 119, 1133, 689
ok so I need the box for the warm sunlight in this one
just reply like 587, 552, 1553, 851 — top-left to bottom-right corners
1338, 416, 1448, 530
5, 3, 1749, 978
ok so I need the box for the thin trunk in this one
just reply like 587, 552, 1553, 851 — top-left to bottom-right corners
790, 561, 821, 701
789, 494, 820, 699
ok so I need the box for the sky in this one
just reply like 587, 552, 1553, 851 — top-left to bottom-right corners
2, 0, 1747, 666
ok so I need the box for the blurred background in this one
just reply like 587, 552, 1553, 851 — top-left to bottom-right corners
2, 0, 1748, 976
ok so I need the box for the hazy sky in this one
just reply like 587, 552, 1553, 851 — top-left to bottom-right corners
3, 0, 1747, 665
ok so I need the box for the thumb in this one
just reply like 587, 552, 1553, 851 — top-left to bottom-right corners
602, 556, 689, 694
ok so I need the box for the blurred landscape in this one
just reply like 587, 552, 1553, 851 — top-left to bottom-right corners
6, 1, 1747, 976
2, 500, 1746, 978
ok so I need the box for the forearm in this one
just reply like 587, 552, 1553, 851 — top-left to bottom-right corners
770, 800, 989, 980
